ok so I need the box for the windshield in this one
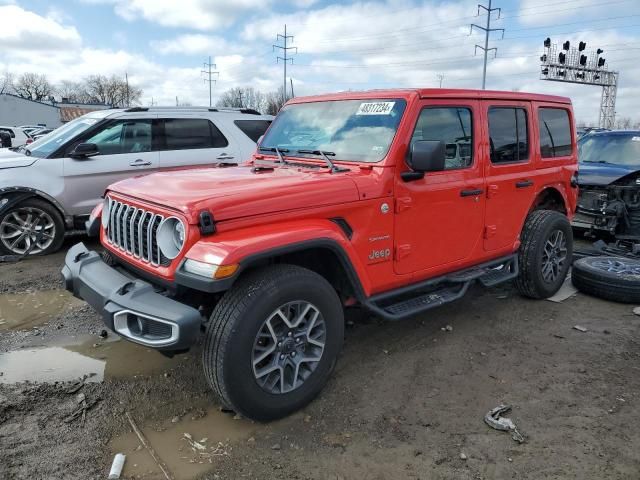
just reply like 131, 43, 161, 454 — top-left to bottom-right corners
24, 116, 102, 158
260, 99, 407, 163
579, 133, 640, 167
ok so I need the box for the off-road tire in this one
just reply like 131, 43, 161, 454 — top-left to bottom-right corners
202, 264, 344, 421
572, 256, 640, 303
515, 209, 573, 299
0, 198, 65, 256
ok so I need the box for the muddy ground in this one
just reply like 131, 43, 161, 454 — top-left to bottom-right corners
1, 237, 640, 479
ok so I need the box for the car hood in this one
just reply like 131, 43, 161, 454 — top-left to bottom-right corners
109, 164, 361, 223
0, 150, 38, 170
578, 162, 639, 186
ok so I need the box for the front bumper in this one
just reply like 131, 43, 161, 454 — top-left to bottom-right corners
62, 242, 202, 350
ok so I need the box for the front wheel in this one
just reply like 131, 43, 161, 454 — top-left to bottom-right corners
203, 264, 344, 421
515, 209, 573, 299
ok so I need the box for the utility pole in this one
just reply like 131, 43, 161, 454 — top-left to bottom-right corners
471, 0, 504, 89
238, 90, 244, 108
273, 25, 297, 103
125, 72, 130, 107
290, 77, 295, 98
201, 56, 219, 107
436, 73, 444, 88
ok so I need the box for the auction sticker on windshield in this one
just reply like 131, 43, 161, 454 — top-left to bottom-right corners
356, 102, 396, 115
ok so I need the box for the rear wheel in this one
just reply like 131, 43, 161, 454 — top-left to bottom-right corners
0, 199, 64, 256
515, 209, 573, 299
203, 264, 344, 421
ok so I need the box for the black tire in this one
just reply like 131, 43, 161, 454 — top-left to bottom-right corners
0, 198, 65, 256
203, 264, 344, 421
515, 209, 573, 299
572, 256, 640, 303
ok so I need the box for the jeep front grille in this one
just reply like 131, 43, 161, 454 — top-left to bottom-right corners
105, 197, 166, 266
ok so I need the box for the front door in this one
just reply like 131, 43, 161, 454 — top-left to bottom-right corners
483, 102, 537, 251
62, 116, 160, 216
394, 100, 486, 275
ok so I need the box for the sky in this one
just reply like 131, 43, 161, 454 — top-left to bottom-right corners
0, 0, 639, 124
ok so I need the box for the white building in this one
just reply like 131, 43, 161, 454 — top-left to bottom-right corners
0, 93, 110, 128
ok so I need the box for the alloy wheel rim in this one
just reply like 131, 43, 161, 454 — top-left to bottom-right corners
252, 300, 326, 394
541, 229, 567, 283
0, 208, 55, 255
590, 258, 640, 275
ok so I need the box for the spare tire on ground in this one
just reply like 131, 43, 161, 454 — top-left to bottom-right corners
572, 256, 640, 303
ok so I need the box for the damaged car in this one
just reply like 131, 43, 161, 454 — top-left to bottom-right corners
573, 130, 640, 240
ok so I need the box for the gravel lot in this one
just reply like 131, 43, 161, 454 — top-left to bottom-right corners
1, 237, 640, 479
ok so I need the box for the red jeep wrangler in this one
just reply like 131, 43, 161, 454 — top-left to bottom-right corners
63, 89, 578, 421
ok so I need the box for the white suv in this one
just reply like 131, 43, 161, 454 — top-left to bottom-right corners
0, 126, 31, 149
0, 107, 273, 256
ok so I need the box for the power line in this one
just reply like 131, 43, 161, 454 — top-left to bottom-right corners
273, 24, 297, 102
472, 0, 505, 89
201, 56, 219, 107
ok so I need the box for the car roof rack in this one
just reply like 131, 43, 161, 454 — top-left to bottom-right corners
124, 107, 149, 112
120, 106, 264, 115
208, 107, 261, 115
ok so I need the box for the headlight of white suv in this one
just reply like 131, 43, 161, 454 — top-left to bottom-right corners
157, 217, 186, 260
101, 197, 111, 229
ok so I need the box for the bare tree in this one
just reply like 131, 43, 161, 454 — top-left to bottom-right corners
82, 75, 142, 107
615, 117, 633, 130
55, 80, 91, 103
14, 72, 53, 101
264, 87, 287, 116
216, 87, 267, 112
0, 70, 14, 95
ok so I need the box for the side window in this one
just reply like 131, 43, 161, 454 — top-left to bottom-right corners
410, 107, 473, 170
233, 120, 272, 143
84, 120, 152, 155
162, 119, 228, 150
488, 107, 529, 164
538, 108, 572, 158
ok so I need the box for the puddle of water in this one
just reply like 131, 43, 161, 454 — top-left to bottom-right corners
0, 347, 105, 383
0, 289, 83, 331
111, 408, 256, 480
0, 334, 188, 384
67, 336, 186, 378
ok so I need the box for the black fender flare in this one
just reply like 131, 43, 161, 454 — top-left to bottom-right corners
0, 187, 70, 227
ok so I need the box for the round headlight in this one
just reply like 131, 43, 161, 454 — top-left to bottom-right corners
157, 217, 186, 260
101, 197, 111, 229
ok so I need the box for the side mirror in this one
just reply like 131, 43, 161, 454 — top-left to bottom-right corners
70, 143, 99, 159
402, 140, 446, 181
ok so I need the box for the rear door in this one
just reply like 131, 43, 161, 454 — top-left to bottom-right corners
394, 99, 486, 275
157, 116, 240, 169
62, 115, 160, 215
483, 101, 538, 251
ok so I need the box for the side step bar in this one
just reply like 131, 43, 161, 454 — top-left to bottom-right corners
363, 254, 518, 321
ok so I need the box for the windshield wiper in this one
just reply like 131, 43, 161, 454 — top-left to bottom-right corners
257, 146, 289, 165
296, 150, 348, 173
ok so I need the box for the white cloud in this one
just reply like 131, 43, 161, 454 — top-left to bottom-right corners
0, 5, 81, 51
151, 34, 246, 56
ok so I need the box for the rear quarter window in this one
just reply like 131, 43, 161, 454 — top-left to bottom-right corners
162, 119, 228, 150
233, 120, 272, 143
538, 108, 572, 158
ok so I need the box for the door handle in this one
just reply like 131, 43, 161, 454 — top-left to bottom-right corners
216, 153, 235, 160
129, 159, 152, 167
460, 188, 483, 197
515, 180, 534, 188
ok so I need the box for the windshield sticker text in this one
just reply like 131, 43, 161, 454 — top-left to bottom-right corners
356, 102, 395, 116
